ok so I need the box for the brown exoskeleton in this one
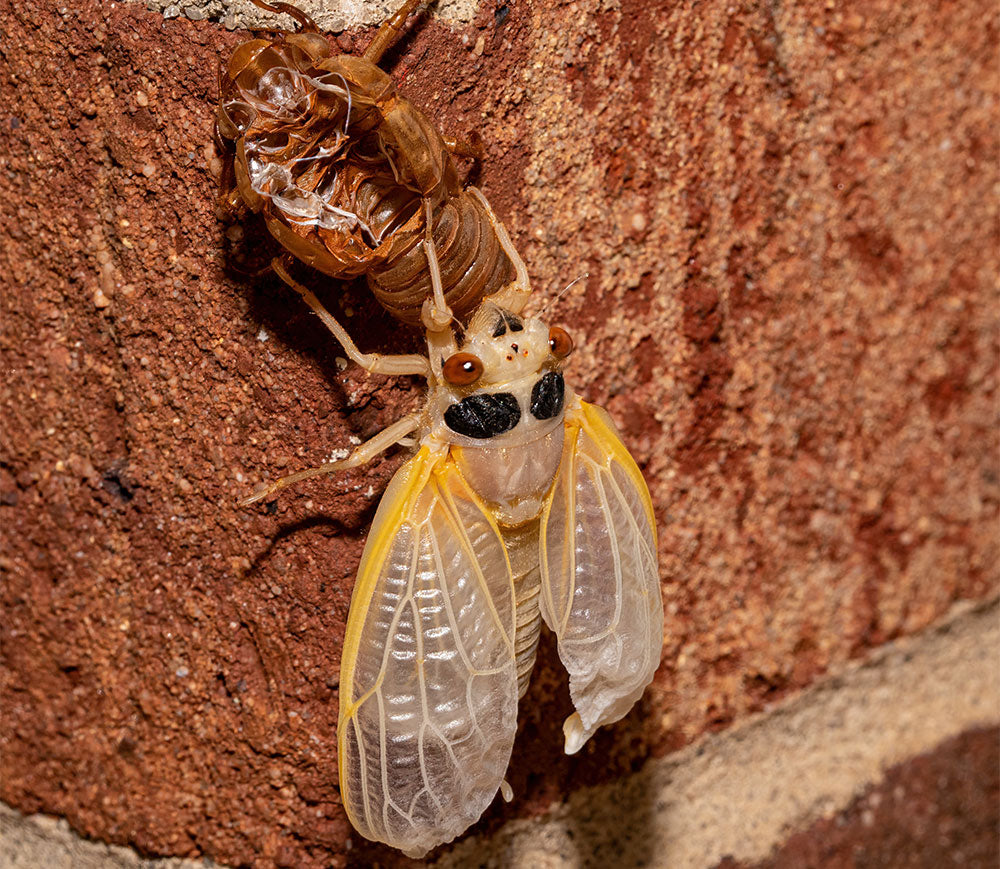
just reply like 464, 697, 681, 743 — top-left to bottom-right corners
216, 0, 529, 328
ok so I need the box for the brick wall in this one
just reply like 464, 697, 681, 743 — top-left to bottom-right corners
1, 0, 997, 866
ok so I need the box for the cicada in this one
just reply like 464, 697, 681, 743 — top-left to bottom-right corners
216, 0, 525, 327
244, 246, 663, 854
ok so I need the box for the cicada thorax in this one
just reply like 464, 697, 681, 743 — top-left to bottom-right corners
442, 407, 564, 698
216, 24, 519, 326
427, 307, 576, 696
432, 308, 571, 522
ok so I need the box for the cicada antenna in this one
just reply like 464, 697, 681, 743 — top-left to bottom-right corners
249, 0, 319, 32
363, 0, 426, 65
538, 272, 589, 319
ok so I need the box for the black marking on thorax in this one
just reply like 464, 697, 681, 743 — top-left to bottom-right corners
445, 392, 521, 439
530, 371, 565, 420
492, 312, 524, 337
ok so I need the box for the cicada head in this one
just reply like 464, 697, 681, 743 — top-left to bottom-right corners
439, 305, 573, 389
459, 308, 549, 383
429, 304, 575, 523
431, 304, 575, 439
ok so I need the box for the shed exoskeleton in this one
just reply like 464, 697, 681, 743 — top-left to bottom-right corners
216, 0, 528, 326
243, 239, 663, 855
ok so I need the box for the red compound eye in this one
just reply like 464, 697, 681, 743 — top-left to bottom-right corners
548, 326, 574, 359
442, 352, 484, 386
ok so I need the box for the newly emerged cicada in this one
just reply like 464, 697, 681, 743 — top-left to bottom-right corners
216, 0, 525, 327
243, 273, 663, 855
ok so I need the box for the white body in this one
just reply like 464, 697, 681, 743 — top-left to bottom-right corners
336, 310, 664, 857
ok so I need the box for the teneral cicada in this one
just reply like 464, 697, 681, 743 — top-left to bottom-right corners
243, 275, 663, 855
216, 0, 526, 327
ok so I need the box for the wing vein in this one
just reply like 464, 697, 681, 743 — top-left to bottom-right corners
352, 715, 374, 837
592, 461, 625, 632
602, 457, 658, 585
436, 474, 513, 651
602, 461, 658, 674
556, 435, 580, 638
347, 528, 418, 715
377, 689, 393, 835
410, 593, 445, 816
428, 505, 477, 676
606, 464, 658, 568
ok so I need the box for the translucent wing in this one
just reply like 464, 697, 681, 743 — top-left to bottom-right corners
338, 446, 518, 858
539, 399, 663, 754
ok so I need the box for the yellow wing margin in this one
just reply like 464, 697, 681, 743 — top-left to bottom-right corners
339, 446, 436, 718
337, 446, 518, 858
539, 398, 663, 754
577, 401, 657, 541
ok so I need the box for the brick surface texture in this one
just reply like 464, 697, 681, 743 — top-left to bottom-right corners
717, 726, 1000, 869
1, 0, 997, 866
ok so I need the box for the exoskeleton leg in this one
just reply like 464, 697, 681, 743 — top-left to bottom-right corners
363, 0, 425, 64
217, 187, 245, 219
241, 413, 421, 505
442, 132, 485, 164
272, 259, 431, 378
249, 0, 319, 31
467, 187, 533, 314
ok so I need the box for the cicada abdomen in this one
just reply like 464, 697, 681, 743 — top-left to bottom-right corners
216, 0, 524, 326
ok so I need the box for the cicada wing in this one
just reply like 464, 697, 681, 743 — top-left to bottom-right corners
338, 447, 518, 858
539, 399, 663, 755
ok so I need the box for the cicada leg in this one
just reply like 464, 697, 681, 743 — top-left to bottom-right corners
442, 131, 485, 164
419, 199, 455, 333
418, 200, 462, 377
362, 0, 425, 64
249, 0, 319, 32
272, 259, 431, 378
241, 413, 421, 506
467, 187, 533, 314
